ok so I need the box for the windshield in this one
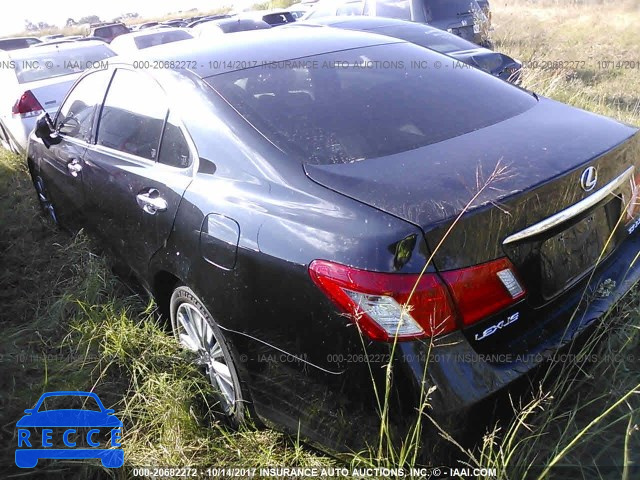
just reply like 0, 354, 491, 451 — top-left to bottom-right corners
11, 45, 115, 83
207, 42, 536, 165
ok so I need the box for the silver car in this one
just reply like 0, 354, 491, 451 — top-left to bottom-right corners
0, 41, 115, 154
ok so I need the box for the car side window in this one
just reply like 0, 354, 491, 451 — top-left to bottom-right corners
96, 69, 168, 160
158, 113, 191, 168
56, 70, 112, 143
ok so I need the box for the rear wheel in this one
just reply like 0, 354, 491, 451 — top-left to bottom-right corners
29, 165, 59, 226
170, 286, 246, 426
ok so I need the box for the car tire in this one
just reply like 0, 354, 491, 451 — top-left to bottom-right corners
28, 162, 59, 226
170, 286, 247, 427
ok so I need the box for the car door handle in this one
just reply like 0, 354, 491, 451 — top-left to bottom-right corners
136, 189, 168, 215
67, 159, 82, 177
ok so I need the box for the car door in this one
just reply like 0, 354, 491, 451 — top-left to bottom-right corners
37, 69, 113, 226
82, 67, 194, 280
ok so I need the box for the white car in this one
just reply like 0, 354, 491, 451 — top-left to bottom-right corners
0, 41, 115, 154
109, 28, 194, 56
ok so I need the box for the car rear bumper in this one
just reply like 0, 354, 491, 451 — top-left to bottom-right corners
406, 229, 640, 415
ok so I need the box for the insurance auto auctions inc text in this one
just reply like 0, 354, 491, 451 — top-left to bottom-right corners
132, 466, 498, 478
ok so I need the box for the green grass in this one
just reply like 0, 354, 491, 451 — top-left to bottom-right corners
1, 2, 639, 478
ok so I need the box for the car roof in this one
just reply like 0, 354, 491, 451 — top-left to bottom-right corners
0, 36, 41, 41
308, 15, 440, 30
113, 27, 188, 40
3, 40, 109, 57
140, 26, 403, 77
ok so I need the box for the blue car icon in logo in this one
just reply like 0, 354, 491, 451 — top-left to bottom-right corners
16, 391, 123, 468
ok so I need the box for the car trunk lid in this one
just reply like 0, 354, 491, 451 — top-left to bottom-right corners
304, 97, 640, 306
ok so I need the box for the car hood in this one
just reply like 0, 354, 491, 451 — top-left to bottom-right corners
17, 410, 122, 427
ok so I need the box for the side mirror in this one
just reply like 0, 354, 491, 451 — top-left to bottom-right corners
34, 113, 61, 148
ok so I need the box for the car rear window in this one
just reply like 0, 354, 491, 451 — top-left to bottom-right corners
206, 42, 536, 165
423, 0, 481, 20
0, 39, 30, 50
10, 44, 115, 83
372, 24, 479, 53
134, 30, 193, 49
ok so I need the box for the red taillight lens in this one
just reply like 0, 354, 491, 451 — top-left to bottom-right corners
309, 258, 526, 342
440, 257, 526, 327
625, 172, 640, 224
309, 260, 457, 342
12, 90, 44, 117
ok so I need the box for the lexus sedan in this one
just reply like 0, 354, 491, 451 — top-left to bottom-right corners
27, 28, 640, 457
0, 41, 115, 154
300, 16, 521, 82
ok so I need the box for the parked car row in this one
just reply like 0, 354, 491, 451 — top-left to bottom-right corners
0, 1, 528, 156
23, 23, 640, 461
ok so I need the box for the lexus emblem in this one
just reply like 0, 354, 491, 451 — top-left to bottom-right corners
580, 167, 598, 192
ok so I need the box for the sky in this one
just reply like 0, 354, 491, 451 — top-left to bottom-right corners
0, 0, 253, 35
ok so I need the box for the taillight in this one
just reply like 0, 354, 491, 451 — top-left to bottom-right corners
440, 258, 526, 327
625, 172, 640, 223
12, 90, 44, 118
309, 260, 456, 342
309, 258, 526, 343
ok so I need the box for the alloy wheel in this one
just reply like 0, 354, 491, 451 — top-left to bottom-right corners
34, 176, 58, 224
175, 303, 237, 414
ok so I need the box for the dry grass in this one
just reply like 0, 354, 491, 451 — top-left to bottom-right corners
0, 1, 639, 479
492, 0, 640, 126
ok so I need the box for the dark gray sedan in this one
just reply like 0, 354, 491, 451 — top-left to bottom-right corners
26, 28, 640, 461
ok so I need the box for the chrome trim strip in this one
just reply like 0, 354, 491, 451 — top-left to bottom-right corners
503, 166, 635, 245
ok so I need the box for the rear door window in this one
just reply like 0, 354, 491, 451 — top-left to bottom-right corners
96, 69, 168, 160
158, 113, 191, 168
